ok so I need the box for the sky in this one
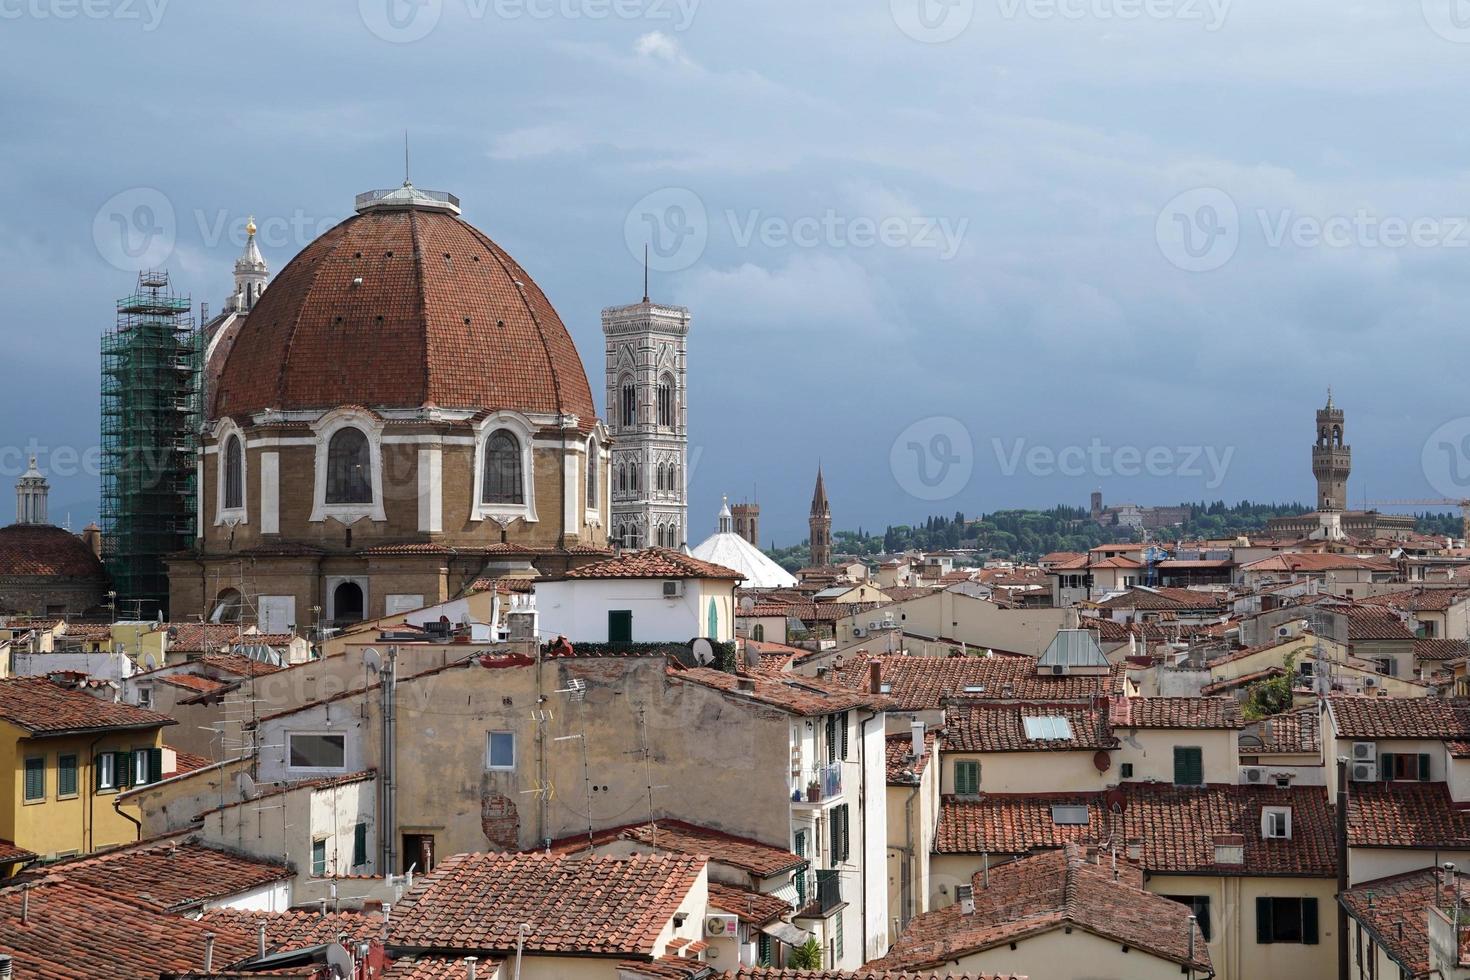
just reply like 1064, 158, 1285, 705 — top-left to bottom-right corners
4, 0, 1470, 545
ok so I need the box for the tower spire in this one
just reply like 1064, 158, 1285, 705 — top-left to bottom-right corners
231, 213, 269, 313
809, 464, 832, 567
15, 455, 49, 526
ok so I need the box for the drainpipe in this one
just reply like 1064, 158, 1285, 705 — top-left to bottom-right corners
85, 732, 105, 852
1336, 755, 1349, 980
380, 646, 399, 875
112, 793, 142, 842
858, 710, 874, 960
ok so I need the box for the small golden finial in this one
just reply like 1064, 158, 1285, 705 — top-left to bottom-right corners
245, 215, 257, 237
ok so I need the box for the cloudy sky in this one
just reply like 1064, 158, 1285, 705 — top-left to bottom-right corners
4, 0, 1470, 544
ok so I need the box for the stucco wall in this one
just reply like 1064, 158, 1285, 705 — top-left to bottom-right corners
536, 578, 734, 643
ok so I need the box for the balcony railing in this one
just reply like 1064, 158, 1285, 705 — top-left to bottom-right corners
791, 762, 843, 805
796, 869, 843, 918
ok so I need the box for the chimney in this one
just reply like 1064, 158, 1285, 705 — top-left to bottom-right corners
910, 721, 925, 759
869, 660, 882, 695
1125, 838, 1143, 861
465, 956, 479, 980
0, 953, 12, 979
81, 523, 102, 559
955, 884, 975, 915
257, 922, 267, 959
1187, 914, 1197, 964
203, 932, 216, 973
1212, 833, 1245, 866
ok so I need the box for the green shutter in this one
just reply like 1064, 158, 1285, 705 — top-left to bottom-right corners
839, 711, 849, 760
1419, 754, 1432, 781
1302, 898, 1319, 945
1256, 897, 1273, 944
58, 755, 77, 797
832, 805, 849, 863
147, 748, 163, 784
23, 758, 44, 802
1174, 747, 1202, 786
955, 760, 979, 796
607, 610, 633, 644
758, 934, 772, 966
353, 823, 369, 867
825, 714, 838, 761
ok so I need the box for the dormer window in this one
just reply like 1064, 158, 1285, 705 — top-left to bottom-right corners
1262, 806, 1292, 840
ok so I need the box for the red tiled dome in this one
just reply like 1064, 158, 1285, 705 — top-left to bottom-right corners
212, 193, 596, 427
0, 524, 108, 580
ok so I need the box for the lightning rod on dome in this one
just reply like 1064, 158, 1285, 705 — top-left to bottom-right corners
643, 242, 649, 303
404, 130, 411, 187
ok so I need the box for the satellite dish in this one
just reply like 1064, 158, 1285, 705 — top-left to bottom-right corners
238, 773, 258, 801
144, 654, 157, 670
361, 648, 383, 675
690, 637, 717, 667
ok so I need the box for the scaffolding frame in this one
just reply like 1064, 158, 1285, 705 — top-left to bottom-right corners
101, 270, 201, 617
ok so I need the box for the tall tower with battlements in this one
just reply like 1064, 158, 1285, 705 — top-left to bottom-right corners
1312, 390, 1351, 512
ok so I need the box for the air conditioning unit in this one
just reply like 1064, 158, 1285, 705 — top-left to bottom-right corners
1241, 766, 1267, 784
1350, 761, 1378, 782
662, 580, 684, 599
1277, 625, 1292, 637
852, 627, 866, 638
704, 914, 737, 938
1364, 676, 1378, 689
1050, 665, 1066, 676
1352, 741, 1377, 762
955, 883, 975, 915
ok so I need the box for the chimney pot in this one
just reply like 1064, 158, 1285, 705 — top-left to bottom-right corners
203, 931, 216, 973
0, 953, 13, 979
466, 956, 479, 980
910, 720, 925, 759
869, 660, 882, 695
257, 922, 267, 959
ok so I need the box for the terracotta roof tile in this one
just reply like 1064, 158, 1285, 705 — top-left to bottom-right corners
1327, 696, 1470, 740
0, 676, 176, 735
707, 881, 792, 925
157, 673, 231, 695
671, 666, 892, 717
943, 703, 1114, 752
934, 794, 1105, 855
1346, 781, 1470, 849
201, 908, 385, 950
886, 731, 936, 785
1415, 638, 1470, 662
733, 971, 1021, 980
546, 819, 803, 879
831, 655, 1122, 712
0, 839, 35, 864
1245, 708, 1321, 755
1095, 587, 1226, 611
383, 958, 498, 979
1108, 696, 1242, 730
561, 547, 743, 581
388, 852, 704, 957
0, 523, 108, 579
1341, 867, 1468, 977
877, 845, 1209, 973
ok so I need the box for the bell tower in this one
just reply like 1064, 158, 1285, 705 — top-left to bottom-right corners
1312, 389, 1350, 512
602, 287, 690, 550
229, 216, 269, 313
809, 466, 832, 567
15, 456, 49, 526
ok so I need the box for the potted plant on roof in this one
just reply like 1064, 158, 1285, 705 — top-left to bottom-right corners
806, 777, 821, 802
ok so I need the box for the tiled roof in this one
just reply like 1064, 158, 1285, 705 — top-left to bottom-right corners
0, 676, 176, 735
164, 625, 295, 656
1108, 696, 1242, 730
0, 877, 258, 979
831, 655, 1121, 712
707, 881, 791, 925
943, 703, 1113, 752
389, 852, 704, 957
168, 747, 213, 775
936, 785, 1337, 877
1242, 554, 1396, 573
0, 839, 35, 864
213, 204, 597, 427
886, 731, 936, 785
1095, 587, 1225, 611
28, 834, 291, 912
561, 547, 743, 581
383, 958, 498, 979
1246, 708, 1321, 755
0, 522, 108, 579
1341, 867, 1467, 977
934, 794, 1105, 854
670, 667, 893, 717
1361, 588, 1470, 612
1344, 606, 1416, 641
877, 845, 1210, 973
546, 819, 802, 879
732, 971, 1023, 980
1326, 696, 1470, 739
1346, 782, 1470, 849
1415, 638, 1470, 662
199, 651, 285, 677
1201, 666, 1286, 696
201, 908, 384, 949
157, 673, 231, 695
191, 770, 377, 817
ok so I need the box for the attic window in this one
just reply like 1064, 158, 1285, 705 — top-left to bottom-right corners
962, 685, 985, 694
1023, 716, 1074, 740
880, 683, 892, 693
1051, 804, 1089, 825
1262, 806, 1292, 839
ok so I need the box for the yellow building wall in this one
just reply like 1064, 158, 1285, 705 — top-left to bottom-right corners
0, 719, 161, 863
941, 922, 1190, 980
1143, 873, 1338, 980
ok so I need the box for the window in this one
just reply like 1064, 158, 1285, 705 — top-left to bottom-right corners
1120, 762, 1134, 778
757, 933, 773, 966
1262, 806, 1292, 839
223, 434, 244, 510
325, 427, 372, 504
312, 839, 328, 876
608, 610, 633, 643
833, 913, 844, 961
23, 757, 44, 802
353, 823, 369, 868
630, 461, 639, 493
794, 830, 808, 907
826, 711, 849, 761
289, 733, 346, 771
1022, 716, 1075, 740
1256, 897, 1318, 945
586, 440, 598, 508
954, 760, 980, 796
137, 687, 153, 709
1173, 746, 1204, 786
486, 731, 516, 770
58, 754, 77, 798
482, 430, 525, 504
752, 624, 765, 641
831, 804, 850, 863
132, 748, 162, 786
1380, 753, 1431, 782
1050, 804, 1090, 826
96, 751, 118, 791
621, 382, 637, 427
1162, 895, 1212, 941
658, 374, 675, 427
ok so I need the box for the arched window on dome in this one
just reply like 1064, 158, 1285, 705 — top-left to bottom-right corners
586, 438, 599, 510
482, 430, 525, 505
326, 428, 373, 504
223, 435, 244, 511
658, 374, 675, 428
621, 381, 637, 429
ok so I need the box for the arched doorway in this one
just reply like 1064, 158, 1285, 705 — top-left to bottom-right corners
332, 581, 365, 627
